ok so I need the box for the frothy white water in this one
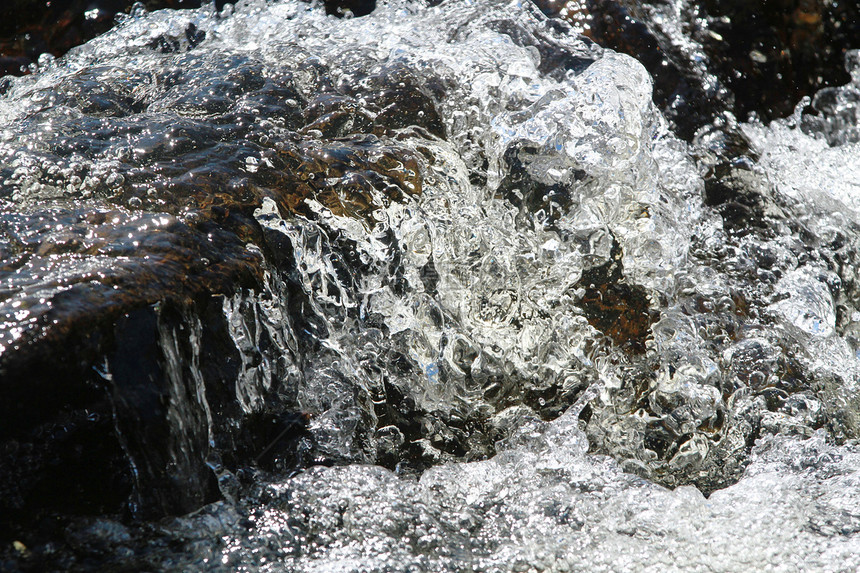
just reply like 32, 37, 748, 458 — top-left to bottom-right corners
2, 0, 860, 569
214, 423, 859, 573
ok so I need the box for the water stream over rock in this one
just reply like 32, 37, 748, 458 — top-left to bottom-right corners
1, 0, 860, 570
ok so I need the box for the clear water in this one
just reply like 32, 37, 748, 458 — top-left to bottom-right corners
2, 0, 860, 570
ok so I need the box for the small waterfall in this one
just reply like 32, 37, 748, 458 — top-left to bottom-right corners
2, 0, 860, 570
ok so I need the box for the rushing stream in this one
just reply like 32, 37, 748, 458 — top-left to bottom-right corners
2, 0, 860, 570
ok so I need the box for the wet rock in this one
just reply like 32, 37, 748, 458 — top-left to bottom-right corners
535, 0, 860, 139
699, 0, 860, 122
0, 1, 377, 78
0, 0, 452, 547
0, 1, 228, 78
581, 0, 726, 140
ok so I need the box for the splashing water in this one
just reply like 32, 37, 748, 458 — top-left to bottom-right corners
2, 0, 860, 570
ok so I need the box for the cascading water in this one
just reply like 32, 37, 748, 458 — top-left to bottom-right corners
1, 0, 860, 570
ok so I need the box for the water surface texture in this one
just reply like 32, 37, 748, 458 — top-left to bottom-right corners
2, 0, 860, 570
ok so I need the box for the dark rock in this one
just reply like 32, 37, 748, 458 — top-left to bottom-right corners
575, 237, 658, 355
0, 0, 377, 78
700, 0, 859, 122
0, 15, 441, 546
582, 0, 726, 140
535, 0, 860, 139
0, 1, 228, 78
